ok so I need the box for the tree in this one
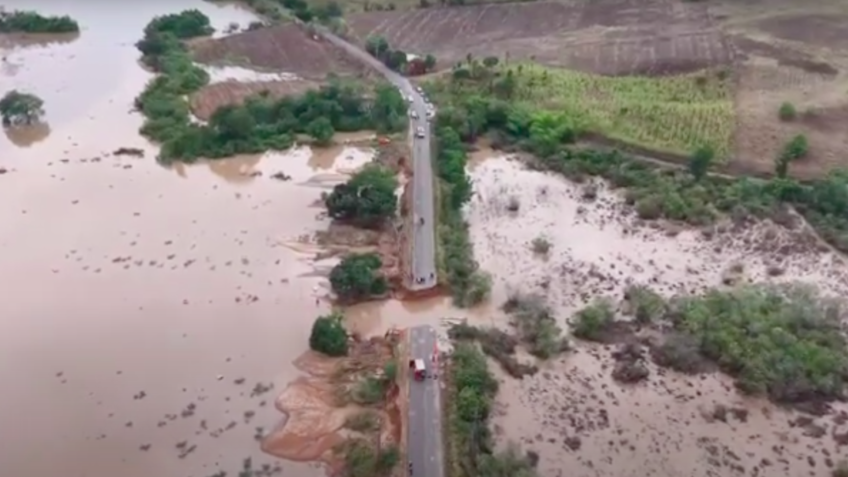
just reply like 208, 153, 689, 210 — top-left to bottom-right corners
144, 9, 213, 39
325, 164, 398, 226
384, 50, 408, 72
307, 117, 335, 146
775, 134, 808, 178
0, 10, 79, 33
0, 90, 45, 126
482, 56, 499, 68
424, 54, 437, 72
309, 312, 348, 356
370, 84, 406, 133
688, 144, 714, 181
329, 253, 388, 303
365, 35, 389, 59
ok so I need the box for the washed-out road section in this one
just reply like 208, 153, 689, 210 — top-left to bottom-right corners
407, 325, 445, 477
318, 28, 438, 291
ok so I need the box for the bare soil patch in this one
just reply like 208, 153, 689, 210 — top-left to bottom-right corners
347, 0, 732, 75
190, 79, 320, 121
758, 13, 848, 50
191, 23, 368, 80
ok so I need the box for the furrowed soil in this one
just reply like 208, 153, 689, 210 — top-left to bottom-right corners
463, 153, 848, 477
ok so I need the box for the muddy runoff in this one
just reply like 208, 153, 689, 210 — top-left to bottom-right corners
465, 155, 848, 477
0, 1, 421, 476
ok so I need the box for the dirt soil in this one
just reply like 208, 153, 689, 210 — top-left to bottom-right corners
263, 333, 404, 472
190, 79, 320, 121
346, 0, 731, 75
191, 23, 370, 81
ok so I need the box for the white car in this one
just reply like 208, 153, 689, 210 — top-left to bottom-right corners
410, 110, 419, 119
415, 127, 425, 139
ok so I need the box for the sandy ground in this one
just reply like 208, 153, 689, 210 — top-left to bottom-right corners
464, 155, 848, 477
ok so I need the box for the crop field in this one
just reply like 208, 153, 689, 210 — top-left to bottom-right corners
478, 63, 735, 158
191, 23, 367, 81
346, 0, 731, 75
308, 0, 521, 14
190, 79, 320, 121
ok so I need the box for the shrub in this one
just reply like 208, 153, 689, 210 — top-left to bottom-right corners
570, 298, 615, 341
325, 165, 398, 228
0, 10, 79, 33
778, 101, 797, 121
503, 292, 567, 359
0, 90, 44, 126
329, 253, 387, 303
309, 312, 348, 357
352, 377, 384, 405
344, 411, 380, 432
780, 133, 809, 162
623, 285, 665, 324
530, 236, 551, 255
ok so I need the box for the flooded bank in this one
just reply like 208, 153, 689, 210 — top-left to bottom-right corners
0, 1, 391, 476
465, 156, 848, 477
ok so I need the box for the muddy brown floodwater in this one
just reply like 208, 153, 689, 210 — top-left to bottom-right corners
0, 2, 423, 477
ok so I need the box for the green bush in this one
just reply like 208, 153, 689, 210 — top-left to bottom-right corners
0, 90, 44, 126
778, 101, 797, 121
0, 10, 79, 33
343, 410, 380, 432
309, 312, 348, 356
571, 298, 615, 342
329, 253, 388, 303
325, 165, 398, 228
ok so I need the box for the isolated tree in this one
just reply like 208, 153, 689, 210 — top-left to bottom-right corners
688, 144, 714, 181
306, 117, 334, 146
0, 90, 45, 126
364, 35, 389, 58
424, 54, 437, 72
329, 253, 387, 303
775, 134, 808, 178
309, 312, 348, 356
482, 56, 499, 68
384, 49, 408, 72
325, 164, 398, 226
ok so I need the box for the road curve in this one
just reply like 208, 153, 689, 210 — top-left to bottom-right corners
317, 28, 438, 291
408, 325, 445, 477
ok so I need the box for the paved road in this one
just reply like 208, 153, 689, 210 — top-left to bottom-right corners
407, 325, 444, 477
317, 29, 438, 291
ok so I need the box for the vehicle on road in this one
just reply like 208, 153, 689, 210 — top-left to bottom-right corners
410, 110, 419, 119
407, 95, 414, 103
415, 126, 425, 138
409, 358, 426, 381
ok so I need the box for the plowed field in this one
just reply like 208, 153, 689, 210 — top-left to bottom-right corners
347, 0, 732, 75
191, 23, 368, 81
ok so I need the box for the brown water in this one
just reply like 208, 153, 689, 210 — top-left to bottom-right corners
466, 157, 848, 477
0, 2, 387, 476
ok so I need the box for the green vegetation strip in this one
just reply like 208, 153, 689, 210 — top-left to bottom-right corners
429, 82, 848, 254
446, 343, 538, 477
436, 61, 734, 159
571, 283, 848, 405
134, 10, 406, 163
433, 122, 490, 306
0, 10, 79, 33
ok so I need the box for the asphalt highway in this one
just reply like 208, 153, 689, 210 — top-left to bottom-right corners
407, 325, 444, 477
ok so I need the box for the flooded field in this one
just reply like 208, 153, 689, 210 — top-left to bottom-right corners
466, 156, 848, 477
0, 2, 405, 477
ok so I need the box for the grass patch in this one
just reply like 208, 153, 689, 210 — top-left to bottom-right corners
441, 62, 734, 159
502, 292, 569, 359
336, 438, 399, 477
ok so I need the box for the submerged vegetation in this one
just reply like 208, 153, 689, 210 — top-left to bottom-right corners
0, 90, 45, 126
133, 10, 407, 163
570, 283, 848, 405
329, 253, 388, 304
0, 10, 80, 34
325, 164, 399, 228
309, 312, 349, 357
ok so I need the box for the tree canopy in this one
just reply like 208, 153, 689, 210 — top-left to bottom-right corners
325, 165, 398, 227
0, 91, 45, 126
329, 253, 387, 303
0, 10, 79, 33
309, 312, 348, 357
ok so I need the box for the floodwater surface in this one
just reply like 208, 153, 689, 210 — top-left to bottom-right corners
0, 2, 377, 477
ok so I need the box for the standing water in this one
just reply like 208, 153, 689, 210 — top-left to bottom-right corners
0, 2, 341, 476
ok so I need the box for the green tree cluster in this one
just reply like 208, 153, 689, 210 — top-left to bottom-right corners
340, 439, 398, 477
329, 253, 388, 303
133, 11, 407, 163
325, 164, 398, 227
0, 10, 79, 33
0, 90, 45, 126
448, 343, 537, 477
309, 312, 348, 356
364, 35, 437, 75
427, 83, 848, 256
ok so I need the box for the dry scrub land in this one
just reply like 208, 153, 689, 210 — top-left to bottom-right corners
348, 0, 848, 177
189, 23, 371, 120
